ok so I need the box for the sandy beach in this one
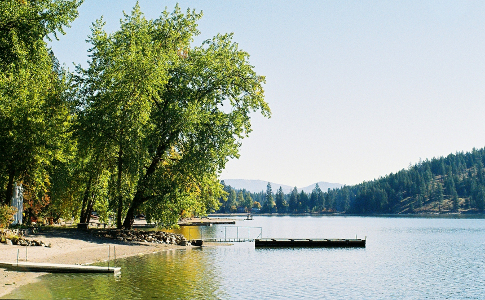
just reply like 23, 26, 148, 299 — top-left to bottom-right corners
0, 228, 186, 298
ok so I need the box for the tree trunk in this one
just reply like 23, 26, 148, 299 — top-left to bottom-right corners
116, 142, 123, 229
85, 198, 94, 224
122, 202, 136, 229
79, 174, 93, 223
121, 141, 171, 229
4, 167, 15, 205
122, 190, 144, 229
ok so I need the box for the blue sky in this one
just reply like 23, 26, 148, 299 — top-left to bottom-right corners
50, 1, 485, 187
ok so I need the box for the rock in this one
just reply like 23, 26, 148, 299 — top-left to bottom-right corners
92, 229, 189, 245
5, 239, 12, 246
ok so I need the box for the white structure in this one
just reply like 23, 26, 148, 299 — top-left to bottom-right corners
10, 182, 23, 225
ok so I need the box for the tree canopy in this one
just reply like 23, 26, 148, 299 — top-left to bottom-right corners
76, 4, 270, 228
0, 0, 82, 213
0, 1, 270, 228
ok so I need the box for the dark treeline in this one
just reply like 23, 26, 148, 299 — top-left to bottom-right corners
219, 147, 485, 214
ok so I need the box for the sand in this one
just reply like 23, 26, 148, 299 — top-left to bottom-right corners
0, 228, 186, 298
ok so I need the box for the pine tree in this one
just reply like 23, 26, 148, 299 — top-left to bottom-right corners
275, 187, 287, 213
263, 182, 275, 213
299, 191, 309, 212
289, 187, 299, 212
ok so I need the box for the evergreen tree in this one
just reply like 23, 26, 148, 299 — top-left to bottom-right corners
289, 187, 299, 212
310, 183, 325, 211
477, 186, 485, 211
432, 182, 444, 205
275, 187, 287, 213
299, 190, 309, 212
263, 182, 275, 213
325, 189, 334, 210
452, 191, 459, 212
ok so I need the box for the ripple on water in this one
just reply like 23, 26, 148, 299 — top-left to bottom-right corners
3, 216, 485, 299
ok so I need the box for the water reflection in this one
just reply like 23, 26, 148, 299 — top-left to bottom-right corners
167, 224, 261, 241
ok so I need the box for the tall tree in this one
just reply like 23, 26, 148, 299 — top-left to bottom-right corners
243, 191, 253, 213
311, 183, 324, 212
299, 190, 309, 212
289, 187, 299, 212
263, 182, 275, 212
78, 4, 270, 228
236, 191, 245, 209
0, 0, 82, 205
432, 182, 444, 205
225, 189, 237, 213
275, 186, 287, 213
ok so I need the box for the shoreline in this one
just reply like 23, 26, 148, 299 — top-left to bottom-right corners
0, 228, 189, 298
209, 212, 485, 218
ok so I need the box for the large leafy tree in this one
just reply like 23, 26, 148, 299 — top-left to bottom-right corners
77, 4, 270, 229
243, 191, 253, 213
0, 0, 82, 206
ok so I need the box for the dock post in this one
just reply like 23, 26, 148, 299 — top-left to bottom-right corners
17, 249, 19, 266
114, 246, 116, 263
26, 247, 27, 261
237, 227, 239, 241
108, 245, 110, 270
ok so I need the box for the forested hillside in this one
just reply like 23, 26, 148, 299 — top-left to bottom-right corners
219, 147, 485, 214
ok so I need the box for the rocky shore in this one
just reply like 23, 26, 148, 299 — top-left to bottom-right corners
0, 229, 51, 247
92, 229, 191, 246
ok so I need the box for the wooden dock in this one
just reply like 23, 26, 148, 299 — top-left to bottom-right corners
255, 238, 366, 248
0, 261, 120, 274
178, 218, 236, 226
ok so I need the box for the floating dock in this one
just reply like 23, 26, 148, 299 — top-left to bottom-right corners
0, 261, 120, 274
255, 238, 366, 248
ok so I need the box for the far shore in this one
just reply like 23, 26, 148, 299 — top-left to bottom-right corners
209, 212, 485, 217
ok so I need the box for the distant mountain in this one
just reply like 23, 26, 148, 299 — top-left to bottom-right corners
221, 179, 343, 194
300, 182, 345, 193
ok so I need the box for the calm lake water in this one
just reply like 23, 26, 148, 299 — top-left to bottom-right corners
4, 216, 485, 299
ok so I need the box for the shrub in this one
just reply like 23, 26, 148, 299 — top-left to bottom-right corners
0, 205, 17, 228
